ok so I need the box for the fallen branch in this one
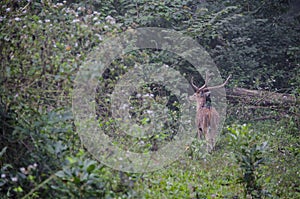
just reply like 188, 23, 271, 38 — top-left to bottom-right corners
226, 87, 298, 106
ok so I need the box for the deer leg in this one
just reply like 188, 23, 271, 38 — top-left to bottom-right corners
210, 120, 219, 151
198, 128, 204, 139
197, 128, 201, 139
205, 127, 214, 152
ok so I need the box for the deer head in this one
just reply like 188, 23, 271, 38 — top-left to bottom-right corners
189, 71, 231, 107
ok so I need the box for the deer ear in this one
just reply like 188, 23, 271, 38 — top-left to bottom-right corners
204, 91, 211, 96
200, 91, 210, 97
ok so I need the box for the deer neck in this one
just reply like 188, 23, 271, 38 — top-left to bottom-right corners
196, 97, 207, 110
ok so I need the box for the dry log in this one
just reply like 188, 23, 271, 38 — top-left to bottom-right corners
225, 87, 298, 106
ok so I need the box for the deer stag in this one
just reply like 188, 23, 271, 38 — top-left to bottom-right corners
190, 72, 231, 152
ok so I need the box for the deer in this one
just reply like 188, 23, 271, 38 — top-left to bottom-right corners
189, 71, 231, 152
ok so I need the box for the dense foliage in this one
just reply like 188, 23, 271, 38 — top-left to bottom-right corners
1, 0, 299, 198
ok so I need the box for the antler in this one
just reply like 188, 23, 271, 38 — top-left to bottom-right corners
191, 72, 231, 92
191, 71, 214, 92
199, 71, 213, 90
191, 76, 199, 91
204, 74, 231, 91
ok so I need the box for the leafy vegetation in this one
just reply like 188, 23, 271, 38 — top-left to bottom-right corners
1, 0, 299, 198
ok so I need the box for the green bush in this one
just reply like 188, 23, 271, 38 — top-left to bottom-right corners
0, 0, 299, 198
227, 124, 269, 198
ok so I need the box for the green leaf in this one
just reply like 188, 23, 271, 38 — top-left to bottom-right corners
0, 147, 7, 157
55, 171, 66, 178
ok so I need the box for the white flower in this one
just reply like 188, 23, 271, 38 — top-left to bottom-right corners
146, 110, 154, 115
143, 93, 154, 98
20, 167, 26, 173
6, 8, 11, 12
11, 177, 18, 182
14, 17, 21, 21
45, 19, 50, 23
21, 167, 29, 174
1, 174, 6, 178
29, 163, 38, 170
94, 33, 102, 41
93, 17, 98, 21
38, 20, 42, 24
120, 104, 129, 110
105, 15, 116, 25
72, 19, 80, 23
105, 15, 113, 21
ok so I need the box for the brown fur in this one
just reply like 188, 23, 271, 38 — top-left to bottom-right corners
190, 72, 230, 152
190, 92, 220, 151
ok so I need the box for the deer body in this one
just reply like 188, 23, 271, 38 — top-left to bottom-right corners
190, 72, 230, 152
